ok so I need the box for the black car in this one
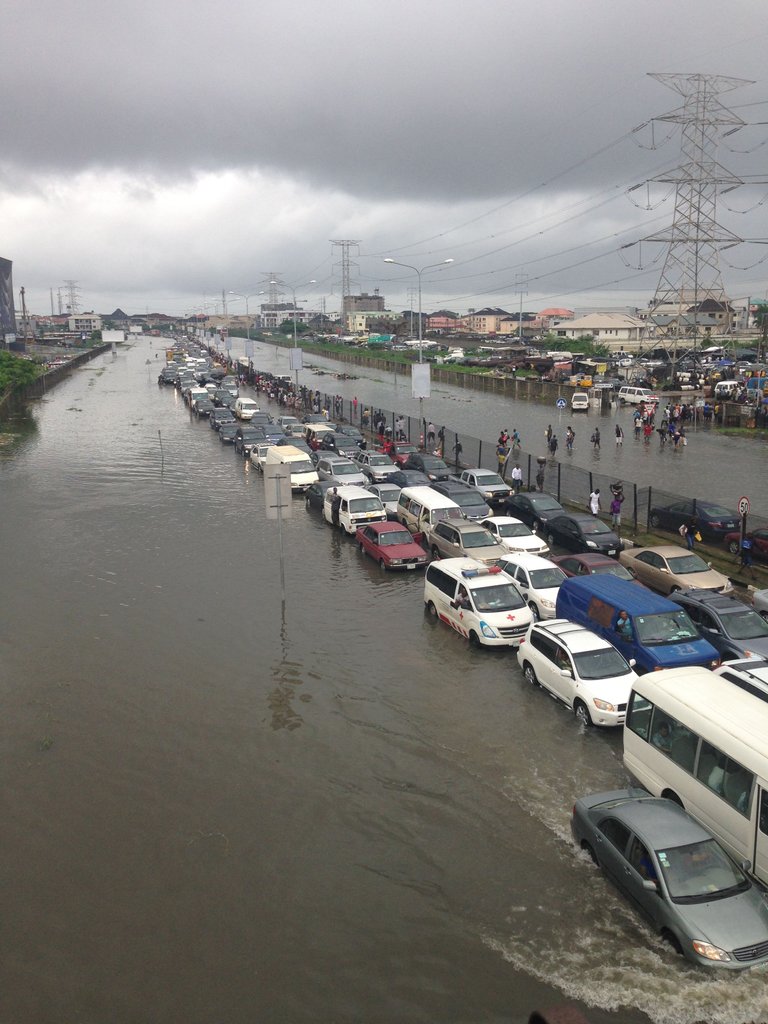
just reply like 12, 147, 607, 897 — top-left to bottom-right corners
192, 398, 216, 418
218, 423, 239, 445
210, 408, 236, 430
336, 425, 366, 446
648, 499, 740, 542
402, 453, 451, 481
305, 480, 335, 512
319, 433, 361, 458
234, 426, 266, 456
277, 437, 313, 455
668, 588, 768, 661
545, 513, 622, 557
504, 492, 565, 530
387, 469, 431, 489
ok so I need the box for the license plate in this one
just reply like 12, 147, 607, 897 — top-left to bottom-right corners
608, 549, 617, 556
407, 564, 416, 570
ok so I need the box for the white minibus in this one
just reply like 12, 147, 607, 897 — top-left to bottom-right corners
623, 666, 768, 885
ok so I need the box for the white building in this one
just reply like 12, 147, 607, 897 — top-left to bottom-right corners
554, 312, 644, 348
68, 313, 102, 334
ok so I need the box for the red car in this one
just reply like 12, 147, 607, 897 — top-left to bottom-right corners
724, 528, 768, 560
377, 440, 420, 466
356, 521, 428, 571
551, 552, 640, 583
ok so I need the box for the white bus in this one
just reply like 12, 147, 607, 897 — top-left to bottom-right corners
623, 666, 768, 886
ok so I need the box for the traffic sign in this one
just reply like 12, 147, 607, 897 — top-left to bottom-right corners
556, 397, 567, 409
738, 496, 750, 516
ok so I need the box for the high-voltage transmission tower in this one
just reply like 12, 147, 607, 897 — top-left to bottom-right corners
63, 279, 81, 314
331, 239, 360, 323
643, 73, 752, 347
260, 273, 283, 307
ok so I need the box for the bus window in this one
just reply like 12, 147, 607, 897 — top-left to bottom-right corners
722, 763, 753, 815
627, 692, 652, 740
696, 740, 727, 794
668, 725, 698, 774
760, 790, 768, 836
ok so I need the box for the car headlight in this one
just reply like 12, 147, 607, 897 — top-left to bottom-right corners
388, 558, 403, 565
586, 540, 598, 548
541, 598, 555, 609
692, 940, 731, 963
480, 622, 497, 639
593, 699, 616, 712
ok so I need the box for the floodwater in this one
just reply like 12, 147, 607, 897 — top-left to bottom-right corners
1, 340, 767, 1024
233, 337, 768, 510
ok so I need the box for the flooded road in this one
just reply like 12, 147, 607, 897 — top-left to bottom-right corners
1, 341, 767, 1024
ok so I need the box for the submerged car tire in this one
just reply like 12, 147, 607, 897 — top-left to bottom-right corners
547, 533, 556, 549
661, 929, 683, 956
431, 546, 441, 560
574, 700, 593, 727
468, 630, 481, 647
649, 513, 661, 528
728, 539, 740, 555
581, 841, 598, 865
523, 662, 539, 687
425, 600, 438, 619
379, 558, 387, 571
528, 602, 540, 622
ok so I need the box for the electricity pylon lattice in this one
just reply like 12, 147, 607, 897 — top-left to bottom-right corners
645, 73, 752, 342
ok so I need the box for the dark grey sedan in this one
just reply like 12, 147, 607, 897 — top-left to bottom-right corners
504, 492, 564, 530
545, 513, 621, 557
572, 789, 768, 969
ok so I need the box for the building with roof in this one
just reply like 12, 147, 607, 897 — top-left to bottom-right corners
554, 312, 644, 348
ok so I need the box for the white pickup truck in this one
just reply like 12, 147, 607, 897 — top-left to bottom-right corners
450, 468, 512, 508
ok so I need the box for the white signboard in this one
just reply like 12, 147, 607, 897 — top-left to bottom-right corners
289, 348, 303, 371
244, 340, 254, 358
264, 464, 293, 521
411, 362, 431, 400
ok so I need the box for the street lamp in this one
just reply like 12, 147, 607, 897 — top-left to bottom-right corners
228, 291, 263, 341
383, 258, 453, 443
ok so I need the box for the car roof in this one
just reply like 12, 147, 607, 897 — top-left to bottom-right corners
533, 619, 613, 653
552, 552, 615, 565
554, 512, 597, 524
561, 574, 677, 611
363, 521, 411, 534
590, 795, 708, 849
672, 588, 746, 612
484, 516, 524, 526
499, 553, 558, 569
633, 545, 696, 558
431, 558, 509, 586
449, 520, 496, 534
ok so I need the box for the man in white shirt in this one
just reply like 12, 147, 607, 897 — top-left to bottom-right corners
589, 489, 601, 515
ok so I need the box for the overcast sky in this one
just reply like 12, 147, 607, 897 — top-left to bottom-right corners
2, 0, 768, 320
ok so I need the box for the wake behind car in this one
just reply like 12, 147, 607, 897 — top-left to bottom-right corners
517, 619, 637, 727
571, 789, 768, 969
356, 521, 428, 571
545, 512, 621, 557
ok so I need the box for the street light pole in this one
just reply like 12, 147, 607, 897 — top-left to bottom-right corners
383, 258, 453, 445
228, 290, 265, 342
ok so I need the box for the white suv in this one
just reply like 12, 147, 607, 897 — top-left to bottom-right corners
517, 619, 638, 727
496, 553, 566, 620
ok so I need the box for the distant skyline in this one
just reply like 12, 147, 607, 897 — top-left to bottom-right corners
3, 0, 768, 319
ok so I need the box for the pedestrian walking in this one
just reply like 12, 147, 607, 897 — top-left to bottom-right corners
615, 425, 624, 446
510, 463, 523, 493
589, 488, 601, 516
565, 426, 575, 451
548, 434, 558, 457
427, 421, 436, 446
738, 535, 757, 579
680, 518, 699, 550
497, 442, 509, 474
331, 488, 341, 528
610, 492, 624, 535
545, 424, 553, 445
590, 427, 601, 449
511, 429, 521, 450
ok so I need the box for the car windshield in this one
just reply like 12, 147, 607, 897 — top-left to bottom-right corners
572, 648, 632, 680
396, 444, 418, 453
376, 488, 400, 503
333, 463, 359, 475
420, 457, 447, 470
452, 493, 484, 509
722, 608, 768, 640
462, 531, 496, 549
378, 530, 413, 546
470, 583, 526, 613
498, 523, 532, 538
529, 567, 566, 589
656, 839, 749, 902
368, 455, 391, 466
477, 473, 505, 486
530, 497, 561, 512
581, 519, 613, 536
634, 610, 699, 645
433, 507, 463, 522
594, 563, 634, 580
667, 553, 710, 574
701, 505, 734, 518
350, 498, 383, 513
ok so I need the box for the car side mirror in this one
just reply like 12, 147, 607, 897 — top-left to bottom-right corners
629, 658, 637, 667
707, 561, 712, 568
642, 879, 659, 893
660, 568, 669, 573
559, 668, 572, 678
741, 858, 752, 873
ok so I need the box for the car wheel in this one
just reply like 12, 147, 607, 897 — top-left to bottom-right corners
379, 558, 387, 571
358, 542, 365, 555
431, 546, 440, 560
661, 929, 684, 957
649, 513, 661, 528
574, 700, 593, 727
546, 533, 556, 548
426, 600, 437, 618
728, 539, 740, 555
468, 630, 481, 647
661, 789, 683, 808
528, 601, 540, 621
581, 841, 598, 865
522, 662, 538, 687
669, 585, 681, 594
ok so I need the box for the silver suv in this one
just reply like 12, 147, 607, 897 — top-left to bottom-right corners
429, 520, 506, 565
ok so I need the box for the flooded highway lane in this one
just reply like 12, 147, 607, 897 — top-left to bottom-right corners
2, 341, 767, 1024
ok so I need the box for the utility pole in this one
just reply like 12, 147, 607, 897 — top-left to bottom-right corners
407, 286, 417, 338
515, 273, 529, 342
63, 279, 80, 314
